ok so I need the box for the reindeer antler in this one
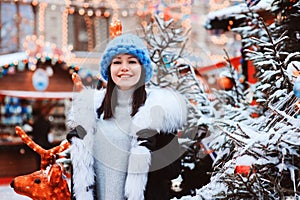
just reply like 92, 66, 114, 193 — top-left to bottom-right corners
15, 126, 70, 170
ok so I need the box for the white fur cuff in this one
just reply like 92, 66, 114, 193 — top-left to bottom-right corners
71, 137, 95, 200
125, 145, 151, 200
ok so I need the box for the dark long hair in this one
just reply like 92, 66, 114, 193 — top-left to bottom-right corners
96, 67, 147, 119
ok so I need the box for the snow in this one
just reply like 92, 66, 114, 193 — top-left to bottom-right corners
235, 155, 256, 165
0, 52, 27, 67
205, 0, 273, 22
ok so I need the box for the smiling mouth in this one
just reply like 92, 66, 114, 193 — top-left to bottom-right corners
118, 74, 131, 78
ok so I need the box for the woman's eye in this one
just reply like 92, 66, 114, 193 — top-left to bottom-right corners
129, 60, 138, 64
112, 61, 121, 65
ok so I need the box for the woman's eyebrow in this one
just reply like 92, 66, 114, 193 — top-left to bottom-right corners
127, 55, 138, 60
112, 56, 121, 60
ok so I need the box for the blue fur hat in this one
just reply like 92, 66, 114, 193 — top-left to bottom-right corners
100, 33, 153, 82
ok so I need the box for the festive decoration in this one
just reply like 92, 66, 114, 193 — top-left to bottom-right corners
14, 126, 70, 169
143, 15, 214, 198
32, 68, 49, 91
217, 76, 234, 90
11, 164, 70, 200
23, 35, 75, 67
109, 18, 123, 39
234, 165, 253, 177
0, 36, 82, 80
11, 126, 71, 199
293, 80, 300, 98
192, 0, 300, 199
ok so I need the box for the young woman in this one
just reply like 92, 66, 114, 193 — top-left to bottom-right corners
67, 33, 187, 200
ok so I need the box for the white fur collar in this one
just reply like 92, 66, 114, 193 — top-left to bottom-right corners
67, 87, 187, 135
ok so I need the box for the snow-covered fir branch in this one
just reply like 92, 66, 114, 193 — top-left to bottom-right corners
175, 1, 300, 199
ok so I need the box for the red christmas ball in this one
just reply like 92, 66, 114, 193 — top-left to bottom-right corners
217, 76, 234, 90
234, 165, 253, 177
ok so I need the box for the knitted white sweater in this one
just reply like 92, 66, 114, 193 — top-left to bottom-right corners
94, 88, 134, 200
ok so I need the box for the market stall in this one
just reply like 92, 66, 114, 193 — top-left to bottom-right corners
0, 43, 80, 177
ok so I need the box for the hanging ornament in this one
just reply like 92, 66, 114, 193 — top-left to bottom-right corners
234, 165, 253, 177
109, 18, 122, 39
32, 68, 49, 91
217, 76, 234, 90
293, 80, 300, 98
8, 66, 16, 74
18, 61, 25, 71
234, 155, 256, 177
46, 66, 54, 76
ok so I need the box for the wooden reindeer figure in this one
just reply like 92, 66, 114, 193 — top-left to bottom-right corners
10, 126, 71, 200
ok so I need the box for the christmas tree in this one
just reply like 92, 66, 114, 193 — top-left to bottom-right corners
141, 15, 216, 197
140, 1, 300, 198
175, 0, 300, 199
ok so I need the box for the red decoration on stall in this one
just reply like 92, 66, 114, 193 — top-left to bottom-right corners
10, 126, 71, 200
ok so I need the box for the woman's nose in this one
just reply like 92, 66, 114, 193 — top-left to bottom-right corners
121, 65, 129, 72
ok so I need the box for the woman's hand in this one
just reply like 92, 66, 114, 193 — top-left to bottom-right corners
136, 129, 158, 151
66, 125, 87, 143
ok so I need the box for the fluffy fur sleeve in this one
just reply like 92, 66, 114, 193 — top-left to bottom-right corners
131, 87, 187, 133
66, 88, 105, 134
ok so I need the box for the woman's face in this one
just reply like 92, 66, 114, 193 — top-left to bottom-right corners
110, 54, 142, 90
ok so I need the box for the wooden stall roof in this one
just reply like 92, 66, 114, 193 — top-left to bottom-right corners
0, 62, 75, 99
0, 66, 73, 91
